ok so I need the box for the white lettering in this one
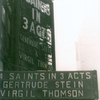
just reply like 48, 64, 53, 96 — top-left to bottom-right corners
32, 8, 34, 20
25, 0, 50, 16
60, 73, 64, 79
0, 90, 5, 97
19, 51, 34, 65
9, 73, 14, 80
36, 10, 41, 23
42, 90, 84, 97
68, 73, 73, 79
74, 72, 79, 79
23, 17, 28, 29
78, 81, 83, 88
30, 22, 35, 34
80, 72, 84, 79
86, 72, 91, 79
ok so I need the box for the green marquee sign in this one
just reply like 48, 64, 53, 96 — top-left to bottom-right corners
0, 70, 98, 99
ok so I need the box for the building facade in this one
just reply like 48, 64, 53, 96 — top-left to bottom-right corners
0, 0, 14, 71
0, 0, 56, 71
76, 32, 100, 99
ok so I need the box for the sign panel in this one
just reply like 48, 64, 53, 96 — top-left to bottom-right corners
16, 0, 54, 70
0, 70, 98, 99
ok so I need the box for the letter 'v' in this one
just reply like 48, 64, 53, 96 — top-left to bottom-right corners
0, 90, 5, 96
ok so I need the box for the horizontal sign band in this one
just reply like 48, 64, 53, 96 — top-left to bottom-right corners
0, 71, 98, 99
